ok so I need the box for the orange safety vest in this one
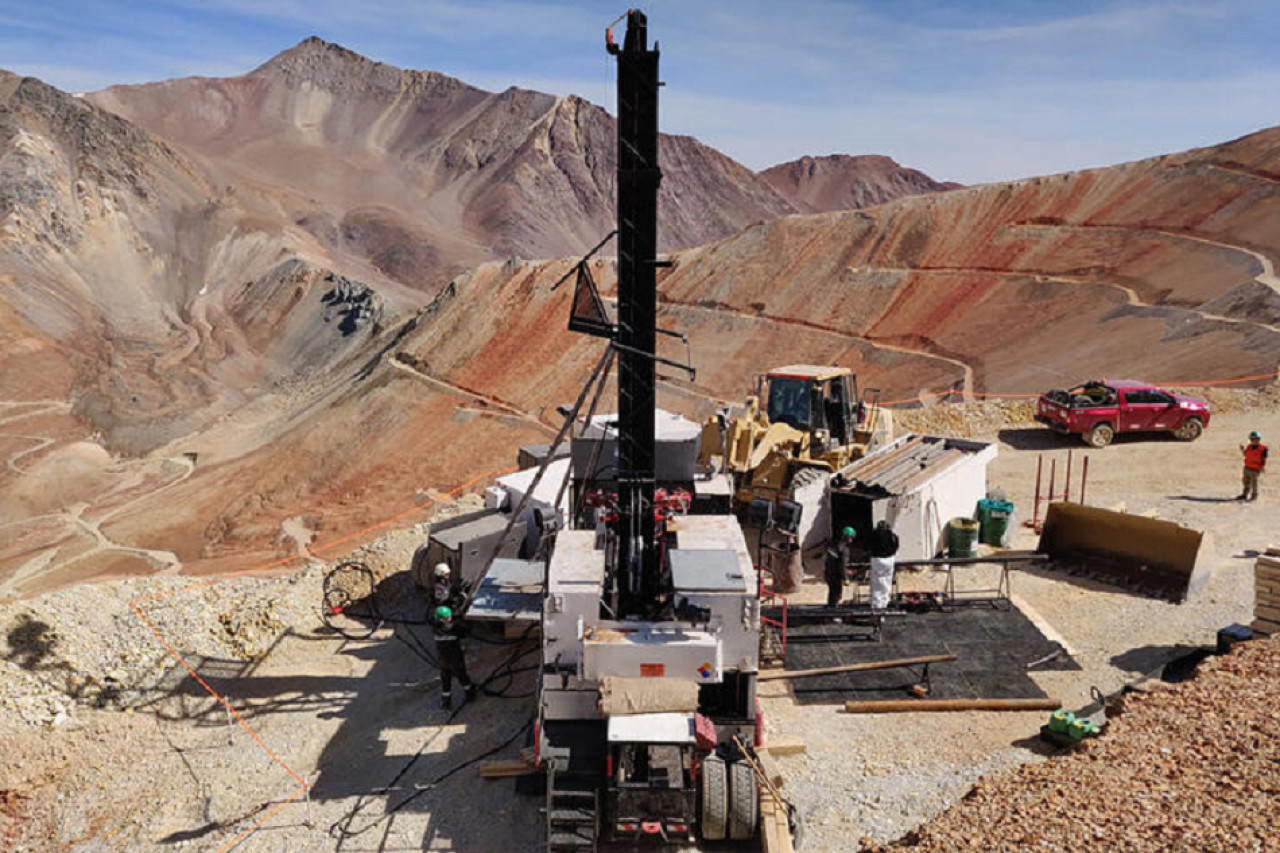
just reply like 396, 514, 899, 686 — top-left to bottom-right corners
1244, 443, 1268, 471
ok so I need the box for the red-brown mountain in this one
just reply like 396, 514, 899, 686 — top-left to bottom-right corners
761, 154, 961, 213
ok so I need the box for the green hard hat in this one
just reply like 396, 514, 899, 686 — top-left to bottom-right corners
434, 606, 453, 621
842, 526, 856, 539
1250, 430, 1261, 439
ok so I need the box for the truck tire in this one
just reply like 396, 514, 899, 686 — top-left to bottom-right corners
701, 755, 728, 841
728, 760, 759, 841
1174, 417, 1204, 442
1085, 423, 1114, 448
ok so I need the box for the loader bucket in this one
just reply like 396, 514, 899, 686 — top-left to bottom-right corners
1037, 503, 1209, 603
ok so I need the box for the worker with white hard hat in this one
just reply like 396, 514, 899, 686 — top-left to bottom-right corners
432, 563, 457, 611
1239, 430, 1268, 502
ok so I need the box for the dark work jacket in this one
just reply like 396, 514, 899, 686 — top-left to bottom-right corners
825, 541, 854, 579
434, 618, 468, 666
868, 526, 900, 558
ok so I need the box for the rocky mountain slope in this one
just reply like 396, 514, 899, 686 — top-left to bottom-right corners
761, 154, 961, 213
3, 43, 1279, 599
87, 38, 802, 292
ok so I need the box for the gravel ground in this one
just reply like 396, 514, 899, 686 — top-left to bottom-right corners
0, 395, 1276, 851
864, 637, 1280, 853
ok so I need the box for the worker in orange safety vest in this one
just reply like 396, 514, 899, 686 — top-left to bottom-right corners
1238, 431, 1268, 502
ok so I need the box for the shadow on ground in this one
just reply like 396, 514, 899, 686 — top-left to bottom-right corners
1109, 644, 1206, 679
136, 571, 541, 852
999, 428, 1185, 452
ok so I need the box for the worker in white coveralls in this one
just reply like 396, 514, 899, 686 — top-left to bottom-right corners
867, 520, 900, 610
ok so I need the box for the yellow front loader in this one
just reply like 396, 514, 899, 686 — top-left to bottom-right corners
699, 365, 891, 509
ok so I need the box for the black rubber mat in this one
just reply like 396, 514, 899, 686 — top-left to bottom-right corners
783, 604, 1079, 704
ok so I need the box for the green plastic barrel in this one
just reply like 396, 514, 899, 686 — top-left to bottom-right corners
947, 517, 980, 558
977, 498, 1014, 546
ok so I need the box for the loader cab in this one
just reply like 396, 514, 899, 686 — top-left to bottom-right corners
762, 365, 859, 447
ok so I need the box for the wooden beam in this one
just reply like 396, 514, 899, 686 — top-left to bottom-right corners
757, 750, 785, 789
844, 697, 1061, 714
895, 552, 1047, 568
759, 739, 807, 756
760, 791, 794, 853
757, 654, 957, 682
479, 760, 540, 778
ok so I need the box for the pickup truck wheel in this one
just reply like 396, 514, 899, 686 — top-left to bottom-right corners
700, 755, 728, 841
1174, 417, 1204, 441
1085, 423, 1114, 448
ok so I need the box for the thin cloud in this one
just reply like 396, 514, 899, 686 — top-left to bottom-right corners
3, 0, 1278, 184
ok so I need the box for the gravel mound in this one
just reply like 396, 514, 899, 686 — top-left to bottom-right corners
0, 500, 479, 728
864, 637, 1280, 852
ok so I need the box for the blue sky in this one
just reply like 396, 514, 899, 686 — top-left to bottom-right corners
1, 0, 1278, 183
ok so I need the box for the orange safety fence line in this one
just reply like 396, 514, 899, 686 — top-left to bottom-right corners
126, 466, 513, 852
879, 368, 1280, 408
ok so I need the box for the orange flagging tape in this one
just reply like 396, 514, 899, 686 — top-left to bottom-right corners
880, 369, 1280, 408
127, 466, 512, 851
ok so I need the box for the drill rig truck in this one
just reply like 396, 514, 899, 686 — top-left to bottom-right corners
533, 11, 774, 850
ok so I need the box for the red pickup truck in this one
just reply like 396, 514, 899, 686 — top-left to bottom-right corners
1035, 379, 1211, 447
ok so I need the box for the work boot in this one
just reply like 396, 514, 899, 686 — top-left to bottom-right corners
1237, 493, 1248, 500
441, 692, 453, 711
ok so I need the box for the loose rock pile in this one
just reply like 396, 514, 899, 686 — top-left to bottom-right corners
0, 506, 464, 728
864, 637, 1280, 852
894, 400, 1035, 439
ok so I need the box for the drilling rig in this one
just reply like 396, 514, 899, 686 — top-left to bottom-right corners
536, 10, 767, 850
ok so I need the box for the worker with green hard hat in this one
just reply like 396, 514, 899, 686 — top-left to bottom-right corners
432, 604, 476, 710
824, 525, 858, 608
1239, 430, 1268, 502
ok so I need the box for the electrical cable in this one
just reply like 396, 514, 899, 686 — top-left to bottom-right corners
327, 627, 540, 842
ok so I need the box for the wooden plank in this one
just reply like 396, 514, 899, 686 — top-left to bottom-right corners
1254, 603, 1280, 623
1255, 563, 1280, 584
1266, 546, 1280, 558
757, 750, 785, 790
1251, 618, 1280, 636
845, 697, 1061, 714
758, 654, 957, 682
1256, 556, 1280, 572
760, 789, 794, 853
759, 739, 807, 756
479, 760, 539, 778
896, 552, 1047, 568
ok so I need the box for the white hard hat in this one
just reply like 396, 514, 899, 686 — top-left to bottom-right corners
434, 563, 451, 578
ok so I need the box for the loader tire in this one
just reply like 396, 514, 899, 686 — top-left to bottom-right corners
1085, 423, 1114, 448
701, 754, 728, 841
728, 760, 759, 841
1174, 417, 1204, 442
789, 466, 827, 494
